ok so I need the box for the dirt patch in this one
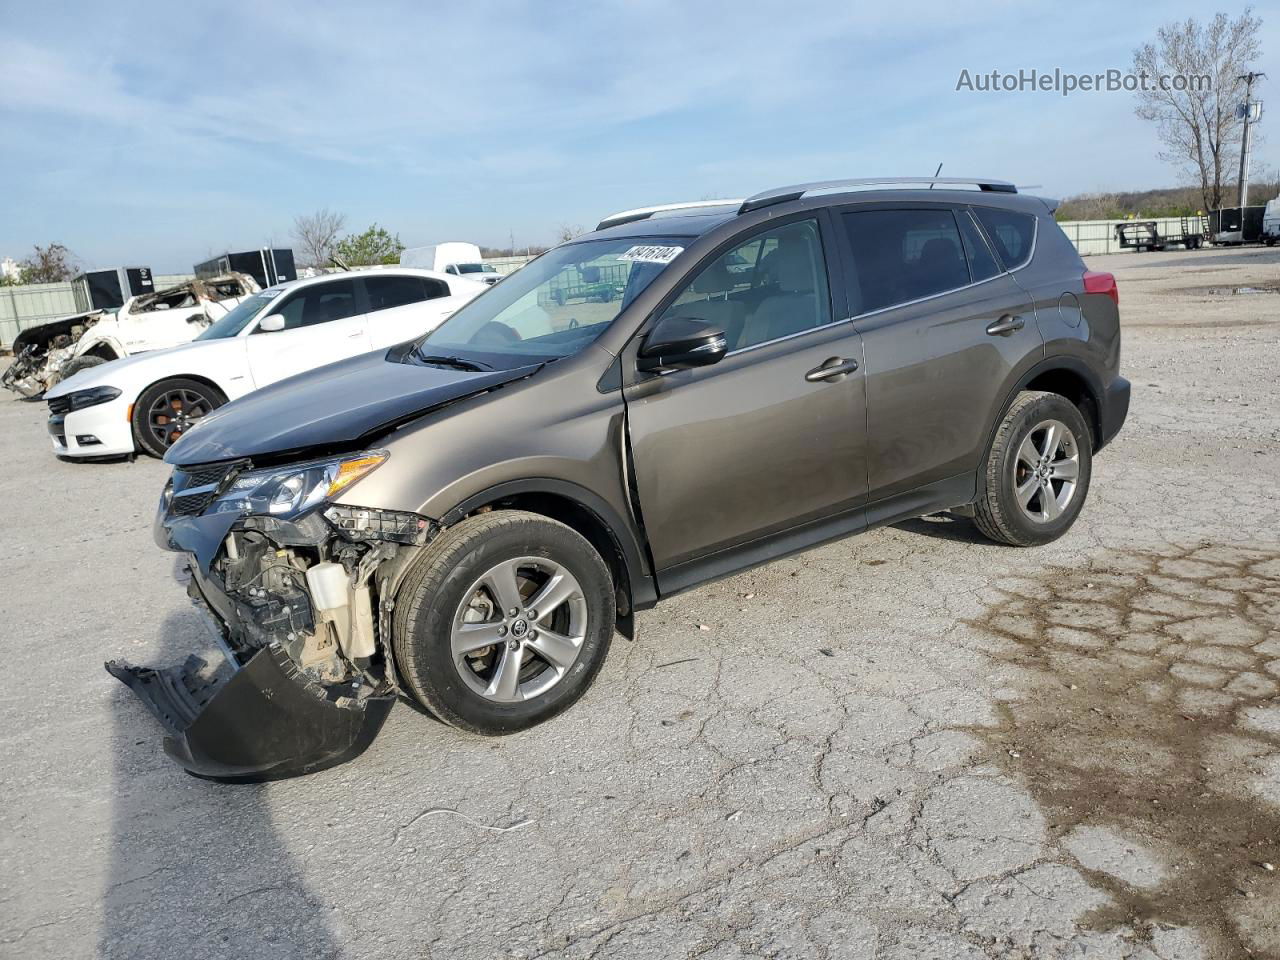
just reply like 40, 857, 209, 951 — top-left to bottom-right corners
1174, 280, 1280, 297
967, 543, 1280, 958
1125, 319, 1280, 329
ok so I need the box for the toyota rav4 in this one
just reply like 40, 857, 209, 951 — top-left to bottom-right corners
108, 177, 1129, 780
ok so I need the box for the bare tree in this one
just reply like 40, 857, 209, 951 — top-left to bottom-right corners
18, 243, 77, 284
292, 208, 347, 267
1132, 9, 1264, 211
555, 223, 586, 243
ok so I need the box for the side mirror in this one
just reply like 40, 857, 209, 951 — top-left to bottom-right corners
637, 317, 727, 372
257, 313, 286, 333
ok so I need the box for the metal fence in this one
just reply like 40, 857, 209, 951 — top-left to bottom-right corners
0, 274, 194, 347
486, 255, 536, 275
1057, 218, 1195, 257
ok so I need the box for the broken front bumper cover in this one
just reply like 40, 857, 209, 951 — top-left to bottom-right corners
106, 645, 394, 782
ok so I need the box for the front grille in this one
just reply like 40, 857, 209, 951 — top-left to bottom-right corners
177, 463, 238, 489
169, 460, 248, 517
47, 395, 71, 415
169, 488, 220, 517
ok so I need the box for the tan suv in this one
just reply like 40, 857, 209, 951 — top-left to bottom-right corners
107, 177, 1129, 780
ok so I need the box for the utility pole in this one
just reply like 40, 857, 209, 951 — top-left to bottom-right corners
1236, 71, 1265, 208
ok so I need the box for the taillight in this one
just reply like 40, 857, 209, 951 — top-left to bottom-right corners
1083, 270, 1118, 307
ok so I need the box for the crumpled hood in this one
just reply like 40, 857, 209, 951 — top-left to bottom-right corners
166, 347, 541, 466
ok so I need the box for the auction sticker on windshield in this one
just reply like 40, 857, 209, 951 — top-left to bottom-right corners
617, 245, 684, 265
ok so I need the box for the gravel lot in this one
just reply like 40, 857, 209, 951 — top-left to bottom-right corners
2, 244, 1278, 960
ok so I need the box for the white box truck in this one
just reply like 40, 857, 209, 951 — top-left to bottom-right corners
1263, 198, 1280, 246
400, 242, 501, 284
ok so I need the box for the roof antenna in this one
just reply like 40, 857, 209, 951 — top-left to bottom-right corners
928, 162, 943, 189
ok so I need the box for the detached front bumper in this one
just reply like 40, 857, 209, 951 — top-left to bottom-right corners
118, 462, 428, 781
107, 645, 394, 782
111, 515, 398, 782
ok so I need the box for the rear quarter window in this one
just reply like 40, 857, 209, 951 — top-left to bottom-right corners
1034, 216, 1086, 268
973, 207, 1037, 270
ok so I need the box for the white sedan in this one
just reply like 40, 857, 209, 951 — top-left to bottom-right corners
44, 268, 487, 459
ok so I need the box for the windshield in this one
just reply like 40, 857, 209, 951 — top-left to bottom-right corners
456, 263, 497, 274
417, 237, 682, 368
195, 290, 279, 340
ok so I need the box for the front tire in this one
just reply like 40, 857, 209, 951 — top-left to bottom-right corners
393, 511, 615, 735
130, 378, 227, 458
58, 354, 109, 382
974, 391, 1093, 547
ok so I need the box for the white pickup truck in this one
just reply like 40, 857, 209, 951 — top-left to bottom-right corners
400, 242, 502, 285
1264, 198, 1280, 246
3, 273, 259, 398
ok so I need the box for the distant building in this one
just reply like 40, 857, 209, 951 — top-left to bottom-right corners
1, 258, 20, 282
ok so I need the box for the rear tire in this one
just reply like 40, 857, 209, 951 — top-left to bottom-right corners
974, 391, 1093, 547
130, 377, 227, 459
392, 511, 615, 735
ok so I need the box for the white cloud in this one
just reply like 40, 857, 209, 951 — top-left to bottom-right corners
1, 0, 1275, 265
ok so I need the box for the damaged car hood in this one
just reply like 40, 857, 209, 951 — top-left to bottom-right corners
167, 347, 542, 466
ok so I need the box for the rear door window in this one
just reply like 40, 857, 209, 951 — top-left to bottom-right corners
363, 275, 449, 313
841, 209, 971, 314
972, 207, 1036, 270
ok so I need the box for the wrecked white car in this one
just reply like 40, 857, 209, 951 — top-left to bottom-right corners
2, 273, 259, 398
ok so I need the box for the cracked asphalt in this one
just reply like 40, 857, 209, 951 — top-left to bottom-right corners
2, 244, 1278, 960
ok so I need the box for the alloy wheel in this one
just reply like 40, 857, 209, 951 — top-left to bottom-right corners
147, 387, 215, 448
450, 557, 588, 702
1012, 419, 1081, 523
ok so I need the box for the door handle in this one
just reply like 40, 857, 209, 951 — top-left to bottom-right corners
804, 357, 859, 382
986, 315, 1025, 336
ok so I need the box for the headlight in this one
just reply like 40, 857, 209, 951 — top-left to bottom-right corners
209, 451, 387, 518
65, 386, 122, 411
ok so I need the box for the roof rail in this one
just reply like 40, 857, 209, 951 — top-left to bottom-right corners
596, 199, 744, 231
739, 177, 1017, 214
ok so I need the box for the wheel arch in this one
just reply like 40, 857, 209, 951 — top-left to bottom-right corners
79, 340, 122, 362
438, 479, 657, 636
134, 372, 231, 407
999, 357, 1105, 452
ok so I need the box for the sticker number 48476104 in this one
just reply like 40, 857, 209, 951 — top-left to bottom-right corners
617, 245, 684, 265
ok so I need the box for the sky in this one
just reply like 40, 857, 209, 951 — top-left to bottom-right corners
1, 1, 1276, 272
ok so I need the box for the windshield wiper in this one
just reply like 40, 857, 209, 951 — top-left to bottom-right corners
416, 354, 492, 372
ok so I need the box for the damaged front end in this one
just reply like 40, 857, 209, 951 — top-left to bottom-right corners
109, 452, 431, 781
2, 311, 105, 398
